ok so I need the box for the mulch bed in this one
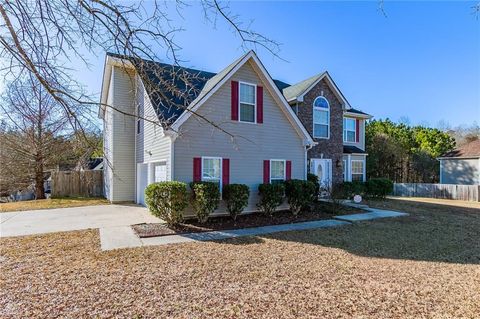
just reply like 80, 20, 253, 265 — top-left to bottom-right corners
132, 202, 363, 238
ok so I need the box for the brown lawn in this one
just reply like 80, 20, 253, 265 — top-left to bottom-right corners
0, 197, 109, 212
1, 197, 479, 318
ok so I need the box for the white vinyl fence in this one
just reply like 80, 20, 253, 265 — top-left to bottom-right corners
393, 183, 480, 202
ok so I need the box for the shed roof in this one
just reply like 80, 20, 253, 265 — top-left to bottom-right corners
441, 139, 480, 158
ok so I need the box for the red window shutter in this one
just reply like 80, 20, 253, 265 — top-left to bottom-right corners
263, 160, 270, 184
231, 81, 239, 121
355, 119, 360, 143
193, 157, 201, 182
286, 161, 292, 180
222, 158, 230, 186
257, 86, 263, 123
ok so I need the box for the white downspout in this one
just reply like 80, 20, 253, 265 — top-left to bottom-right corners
347, 154, 352, 182
305, 142, 314, 180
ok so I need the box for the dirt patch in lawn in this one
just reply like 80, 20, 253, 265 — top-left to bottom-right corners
0, 197, 109, 212
132, 202, 362, 238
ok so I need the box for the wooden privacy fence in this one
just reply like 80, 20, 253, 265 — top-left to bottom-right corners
394, 183, 480, 202
51, 170, 103, 197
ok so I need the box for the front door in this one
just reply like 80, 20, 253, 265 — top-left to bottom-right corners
311, 159, 332, 189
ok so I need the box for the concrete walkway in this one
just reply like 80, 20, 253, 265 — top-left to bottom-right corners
0, 205, 161, 237
1, 201, 408, 251
334, 209, 409, 222
100, 208, 408, 251
100, 219, 351, 250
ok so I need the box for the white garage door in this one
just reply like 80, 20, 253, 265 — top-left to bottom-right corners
137, 163, 149, 206
137, 162, 168, 206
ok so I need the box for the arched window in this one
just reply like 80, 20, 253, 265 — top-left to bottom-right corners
313, 96, 329, 138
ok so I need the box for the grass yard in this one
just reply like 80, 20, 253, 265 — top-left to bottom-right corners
0, 197, 109, 212
1, 197, 479, 318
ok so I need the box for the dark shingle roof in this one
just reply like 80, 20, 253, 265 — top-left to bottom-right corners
106, 53, 371, 125
107, 52, 291, 126
87, 158, 103, 170
345, 108, 371, 116
107, 53, 216, 126
441, 140, 480, 158
343, 145, 366, 154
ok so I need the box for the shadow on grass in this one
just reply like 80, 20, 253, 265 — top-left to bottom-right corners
259, 198, 480, 265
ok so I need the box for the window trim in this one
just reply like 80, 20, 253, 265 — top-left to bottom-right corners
270, 159, 286, 183
343, 159, 347, 182
313, 96, 330, 139
238, 81, 257, 124
351, 159, 365, 182
343, 117, 357, 143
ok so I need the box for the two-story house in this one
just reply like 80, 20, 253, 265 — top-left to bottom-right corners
279, 72, 372, 188
99, 51, 371, 211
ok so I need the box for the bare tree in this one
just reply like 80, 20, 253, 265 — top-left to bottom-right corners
0, 0, 280, 140
0, 74, 88, 199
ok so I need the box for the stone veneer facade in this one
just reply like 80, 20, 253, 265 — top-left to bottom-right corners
294, 78, 344, 185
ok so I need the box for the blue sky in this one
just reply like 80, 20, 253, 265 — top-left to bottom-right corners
76, 1, 479, 127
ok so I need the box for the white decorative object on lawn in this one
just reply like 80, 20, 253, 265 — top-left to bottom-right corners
353, 195, 362, 203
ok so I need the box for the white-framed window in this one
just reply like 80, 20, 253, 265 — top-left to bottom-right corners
351, 160, 365, 182
343, 159, 347, 181
239, 82, 256, 123
270, 159, 286, 184
201, 157, 222, 189
313, 96, 329, 138
343, 117, 356, 143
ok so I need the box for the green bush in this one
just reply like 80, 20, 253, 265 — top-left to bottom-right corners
144, 182, 188, 226
190, 181, 220, 223
365, 178, 393, 199
343, 181, 366, 199
223, 184, 250, 221
284, 179, 316, 216
307, 173, 320, 196
257, 183, 285, 215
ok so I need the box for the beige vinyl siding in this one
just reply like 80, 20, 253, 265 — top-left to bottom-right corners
135, 75, 172, 179
174, 60, 306, 214
343, 117, 365, 150
108, 66, 136, 202
440, 158, 480, 185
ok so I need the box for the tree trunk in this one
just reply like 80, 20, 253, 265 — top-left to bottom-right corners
35, 155, 45, 200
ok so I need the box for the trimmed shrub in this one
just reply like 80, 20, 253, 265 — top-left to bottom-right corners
223, 184, 250, 221
144, 181, 188, 227
257, 183, 285, 216
365, 178, 393, 199
284, 179, 316, 216
343, 181, 366, 199
307, 173, 320, 196
190, 181, 220, 223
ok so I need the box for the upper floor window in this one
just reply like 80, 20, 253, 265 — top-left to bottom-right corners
343, 117, 356, 142
313, 96, 329, 138
239, 82, 256, 123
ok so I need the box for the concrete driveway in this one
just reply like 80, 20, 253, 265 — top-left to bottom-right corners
0, 204, 161, 237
